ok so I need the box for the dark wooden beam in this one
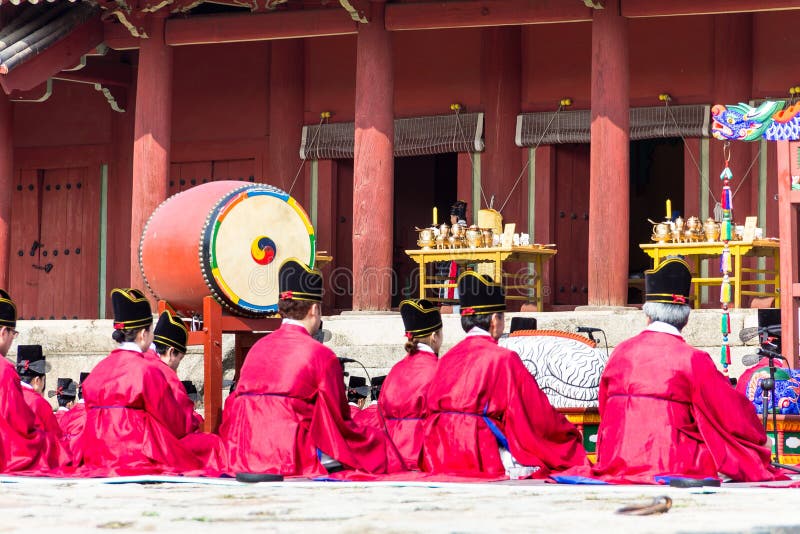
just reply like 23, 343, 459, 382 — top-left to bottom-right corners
0, 16, 103, 93
7, 79, 52, 103
54, 56, 133, 87
165, 9, 357, 45
104, 21, 141, 50
622, 0, 800, 17
384, 0, 593, 31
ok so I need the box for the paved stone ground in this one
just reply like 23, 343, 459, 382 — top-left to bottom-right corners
3, 478, 800, 533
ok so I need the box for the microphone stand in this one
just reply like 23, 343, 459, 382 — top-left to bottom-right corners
759, 350, 800, 473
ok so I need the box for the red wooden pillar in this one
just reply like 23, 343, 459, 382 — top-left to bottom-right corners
588, 0, 629, 306
268, 39, 305, 200
353, 0, 393, 310
480, 27, 522, 225
131, 13, 172, 289
712, 14, 754, 229
0, 93, 11, 288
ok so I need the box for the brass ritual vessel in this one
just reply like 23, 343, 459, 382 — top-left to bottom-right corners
466, 225, 482, 248
649, 215, 713, 244
435, 223, 449, 249
481, 228, 494, 248
416, 227, 436, 250
704, 218, 721, 242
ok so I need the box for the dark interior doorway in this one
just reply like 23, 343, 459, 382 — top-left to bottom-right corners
393, 153, 458, 308
552, 144, 590, 307
628, 138, 684, 303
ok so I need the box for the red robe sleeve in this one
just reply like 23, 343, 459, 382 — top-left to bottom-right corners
689, 350, 780, 481
308, 350, 388, 474
141, 364, 194, 439
500, 353, 590, 472
0, 363, 48, 472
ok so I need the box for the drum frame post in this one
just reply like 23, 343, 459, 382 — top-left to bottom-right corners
158, 297, 281, 433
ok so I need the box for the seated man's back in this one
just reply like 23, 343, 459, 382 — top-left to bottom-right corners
593, 259, 779, 483
220, 258, 387, 476
422, 272, 587, 477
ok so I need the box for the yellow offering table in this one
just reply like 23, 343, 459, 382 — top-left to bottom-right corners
639, 240, 780, 309
405, 246, 557, 312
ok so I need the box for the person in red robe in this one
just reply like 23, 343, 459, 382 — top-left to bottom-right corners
59, 372, 88, 462
220, 258, 387, 477
422, 272, 588, 478
50, 377, 77, 424
592, 258, 780, 483
371, 299, 442, 471
150, 309, 226, 471
74, 288, 205, 476
0, 289, 57, 473
16, 345, 69, 468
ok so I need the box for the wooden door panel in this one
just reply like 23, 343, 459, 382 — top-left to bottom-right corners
77, 167, 99, 319
9, 170, 40, 320
11, 166, 99, 320
215, 159, 255, 182
553, 144, 590, 305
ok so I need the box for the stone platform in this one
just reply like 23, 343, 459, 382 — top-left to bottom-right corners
11, 308, 763, 410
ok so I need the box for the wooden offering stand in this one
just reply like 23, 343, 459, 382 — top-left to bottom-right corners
158, 297, 281, 433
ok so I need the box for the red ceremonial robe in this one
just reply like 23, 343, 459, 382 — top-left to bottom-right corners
220, 322, 387, 476
142, 349, 225, 471
593, 328, 780, 482
55, 407, 70, 425
378, 347, 438, 471
422, 330, 588, 477
145, 350, 223, 472
0, 358, 54, 473
59, 401, 86, 462
75, 345, 206, 476
21, 385, 69, 468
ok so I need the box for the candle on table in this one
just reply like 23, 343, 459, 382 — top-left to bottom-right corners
666, 199, 672, 220
433, 206, 438, 225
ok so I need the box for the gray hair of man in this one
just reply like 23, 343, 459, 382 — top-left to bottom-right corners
642, 302, 692, 332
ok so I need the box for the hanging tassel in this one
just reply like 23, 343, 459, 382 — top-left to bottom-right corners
720, 344, 731, 366
719, 249, 732, 273
721, 313, 730, 335
721, 220, 733, 241
720, 280, 731, 304
720, 167, 733, 181
722, 187, 732, 210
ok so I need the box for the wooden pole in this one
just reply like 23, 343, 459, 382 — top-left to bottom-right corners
480, 27, 522, 224
352, 0, 394, 310
130, 13, 172, 290
267, 39, 305, 199
588, 0, 629, 306
0, 93, 11, 288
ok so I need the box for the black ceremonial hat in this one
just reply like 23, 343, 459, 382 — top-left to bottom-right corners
399, 299, 442, 339
278, 258, 323, 303
16, 344, 47, 376
0, 288, 16, 328
78, 371, 89, 399
450, 200, 467, 220
111, 288, 153, 330
153, 310, 188, 354
48, 377, 77, 399
457, 271, 505, 316
644, 258, 692, 305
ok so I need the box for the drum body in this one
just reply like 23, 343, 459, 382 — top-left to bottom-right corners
140, 181, 315, 317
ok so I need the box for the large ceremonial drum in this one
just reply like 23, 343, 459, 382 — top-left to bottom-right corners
139, 181, 315, 317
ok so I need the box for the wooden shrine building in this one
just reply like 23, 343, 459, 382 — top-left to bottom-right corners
1, 0, 799, 319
